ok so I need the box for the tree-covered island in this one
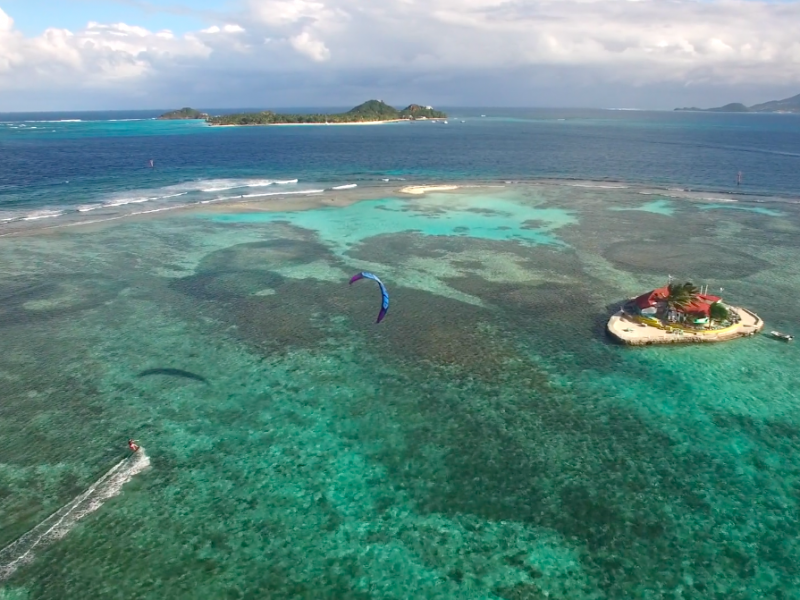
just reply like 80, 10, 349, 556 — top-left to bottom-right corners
157, 100, 447, 125
674, 92, 800, 113
157, 107, 209, 120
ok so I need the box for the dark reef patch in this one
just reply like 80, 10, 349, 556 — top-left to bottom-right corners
368, 358, 799, 597
0, 274, 126, 328
602, 240, 770, 279
197, 238, 331, 272
520, 219, 550, 230
169, 237, 345, 302
466, 207, 510, 217
170, 270, 287, 301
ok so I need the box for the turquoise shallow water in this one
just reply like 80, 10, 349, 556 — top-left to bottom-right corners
2, 183, 800, 598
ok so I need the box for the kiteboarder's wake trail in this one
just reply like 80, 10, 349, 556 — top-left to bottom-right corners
0, 449, 150, 581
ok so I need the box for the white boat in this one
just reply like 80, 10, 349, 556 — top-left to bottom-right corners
769, 331, 794, 342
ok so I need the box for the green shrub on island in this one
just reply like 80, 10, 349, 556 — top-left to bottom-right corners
709, 302, 729, 322
196, 100, 446, 126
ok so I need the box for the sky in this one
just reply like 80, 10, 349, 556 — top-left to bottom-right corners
0, 0, 799, 111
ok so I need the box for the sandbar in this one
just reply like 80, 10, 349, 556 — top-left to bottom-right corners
399, 185, 460, 195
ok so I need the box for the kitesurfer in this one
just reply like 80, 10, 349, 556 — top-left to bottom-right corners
128, 439, 140, 453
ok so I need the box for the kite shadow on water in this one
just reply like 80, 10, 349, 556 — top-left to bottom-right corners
136, 368, 210, 385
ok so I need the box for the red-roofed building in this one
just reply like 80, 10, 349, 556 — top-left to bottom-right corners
682, 294, 722, 316
629, 286, 723, 320
633, 286, 670, 310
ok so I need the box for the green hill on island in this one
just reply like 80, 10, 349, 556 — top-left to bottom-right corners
157, 100, 447, 126
157, 107, 209, 120
675, 93, 800, 113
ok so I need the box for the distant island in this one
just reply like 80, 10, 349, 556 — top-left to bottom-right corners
157, 100, 447, 126
158, 107, 209, 120
675, 93, 800, 113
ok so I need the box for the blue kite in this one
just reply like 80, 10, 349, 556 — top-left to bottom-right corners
349, 272, 389, 323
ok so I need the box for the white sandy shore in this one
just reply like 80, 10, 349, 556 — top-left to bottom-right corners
208, 119, 446, 128
607, 308, 764, 345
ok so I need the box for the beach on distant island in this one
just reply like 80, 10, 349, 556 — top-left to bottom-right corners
160, 99, 449, 127
207, 119, 422, 127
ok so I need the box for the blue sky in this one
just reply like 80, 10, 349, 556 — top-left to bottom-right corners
1, 0, 799, 111
3, 0, 217, 35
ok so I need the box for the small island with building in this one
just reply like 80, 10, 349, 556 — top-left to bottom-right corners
157, 100, 447, 126
607, 281, 764, 345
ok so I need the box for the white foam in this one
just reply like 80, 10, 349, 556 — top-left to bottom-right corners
331, 184, 357, 190
133, 205, 191, 216
153, 192, 188, 200
0, 450, 150, 580
638, 190, 739, 203
22, 210, 64, 221
76, 204, 104, 212
202, 183, 250, 192
200, 178, 295, 193
240, 189, 324, 199
102, 197, 150, 208
568, 183, 629, 189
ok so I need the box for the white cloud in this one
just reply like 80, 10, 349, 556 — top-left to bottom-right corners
1, 0, 800, 108
290, 30, 329, 61
0, 9, 212, 89
202, 24, 245, 34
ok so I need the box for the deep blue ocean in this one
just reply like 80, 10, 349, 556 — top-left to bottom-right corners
1, 108, 799, 227
3, 108, 800, 599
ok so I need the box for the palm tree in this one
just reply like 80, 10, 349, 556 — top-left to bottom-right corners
682, 282, 700, 299
665, 281, 698, 312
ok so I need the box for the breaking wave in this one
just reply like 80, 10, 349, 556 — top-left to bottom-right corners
199, 179, 298, 193
22, 210, 65, 221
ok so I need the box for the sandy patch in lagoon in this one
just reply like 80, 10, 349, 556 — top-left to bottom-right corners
399, 185, 461, 195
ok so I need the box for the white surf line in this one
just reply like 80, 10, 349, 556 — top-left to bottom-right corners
0, 189, 327, 237
0, 450, 150, 580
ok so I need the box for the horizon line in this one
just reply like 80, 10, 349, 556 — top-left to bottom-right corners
0, 105, 678, 115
